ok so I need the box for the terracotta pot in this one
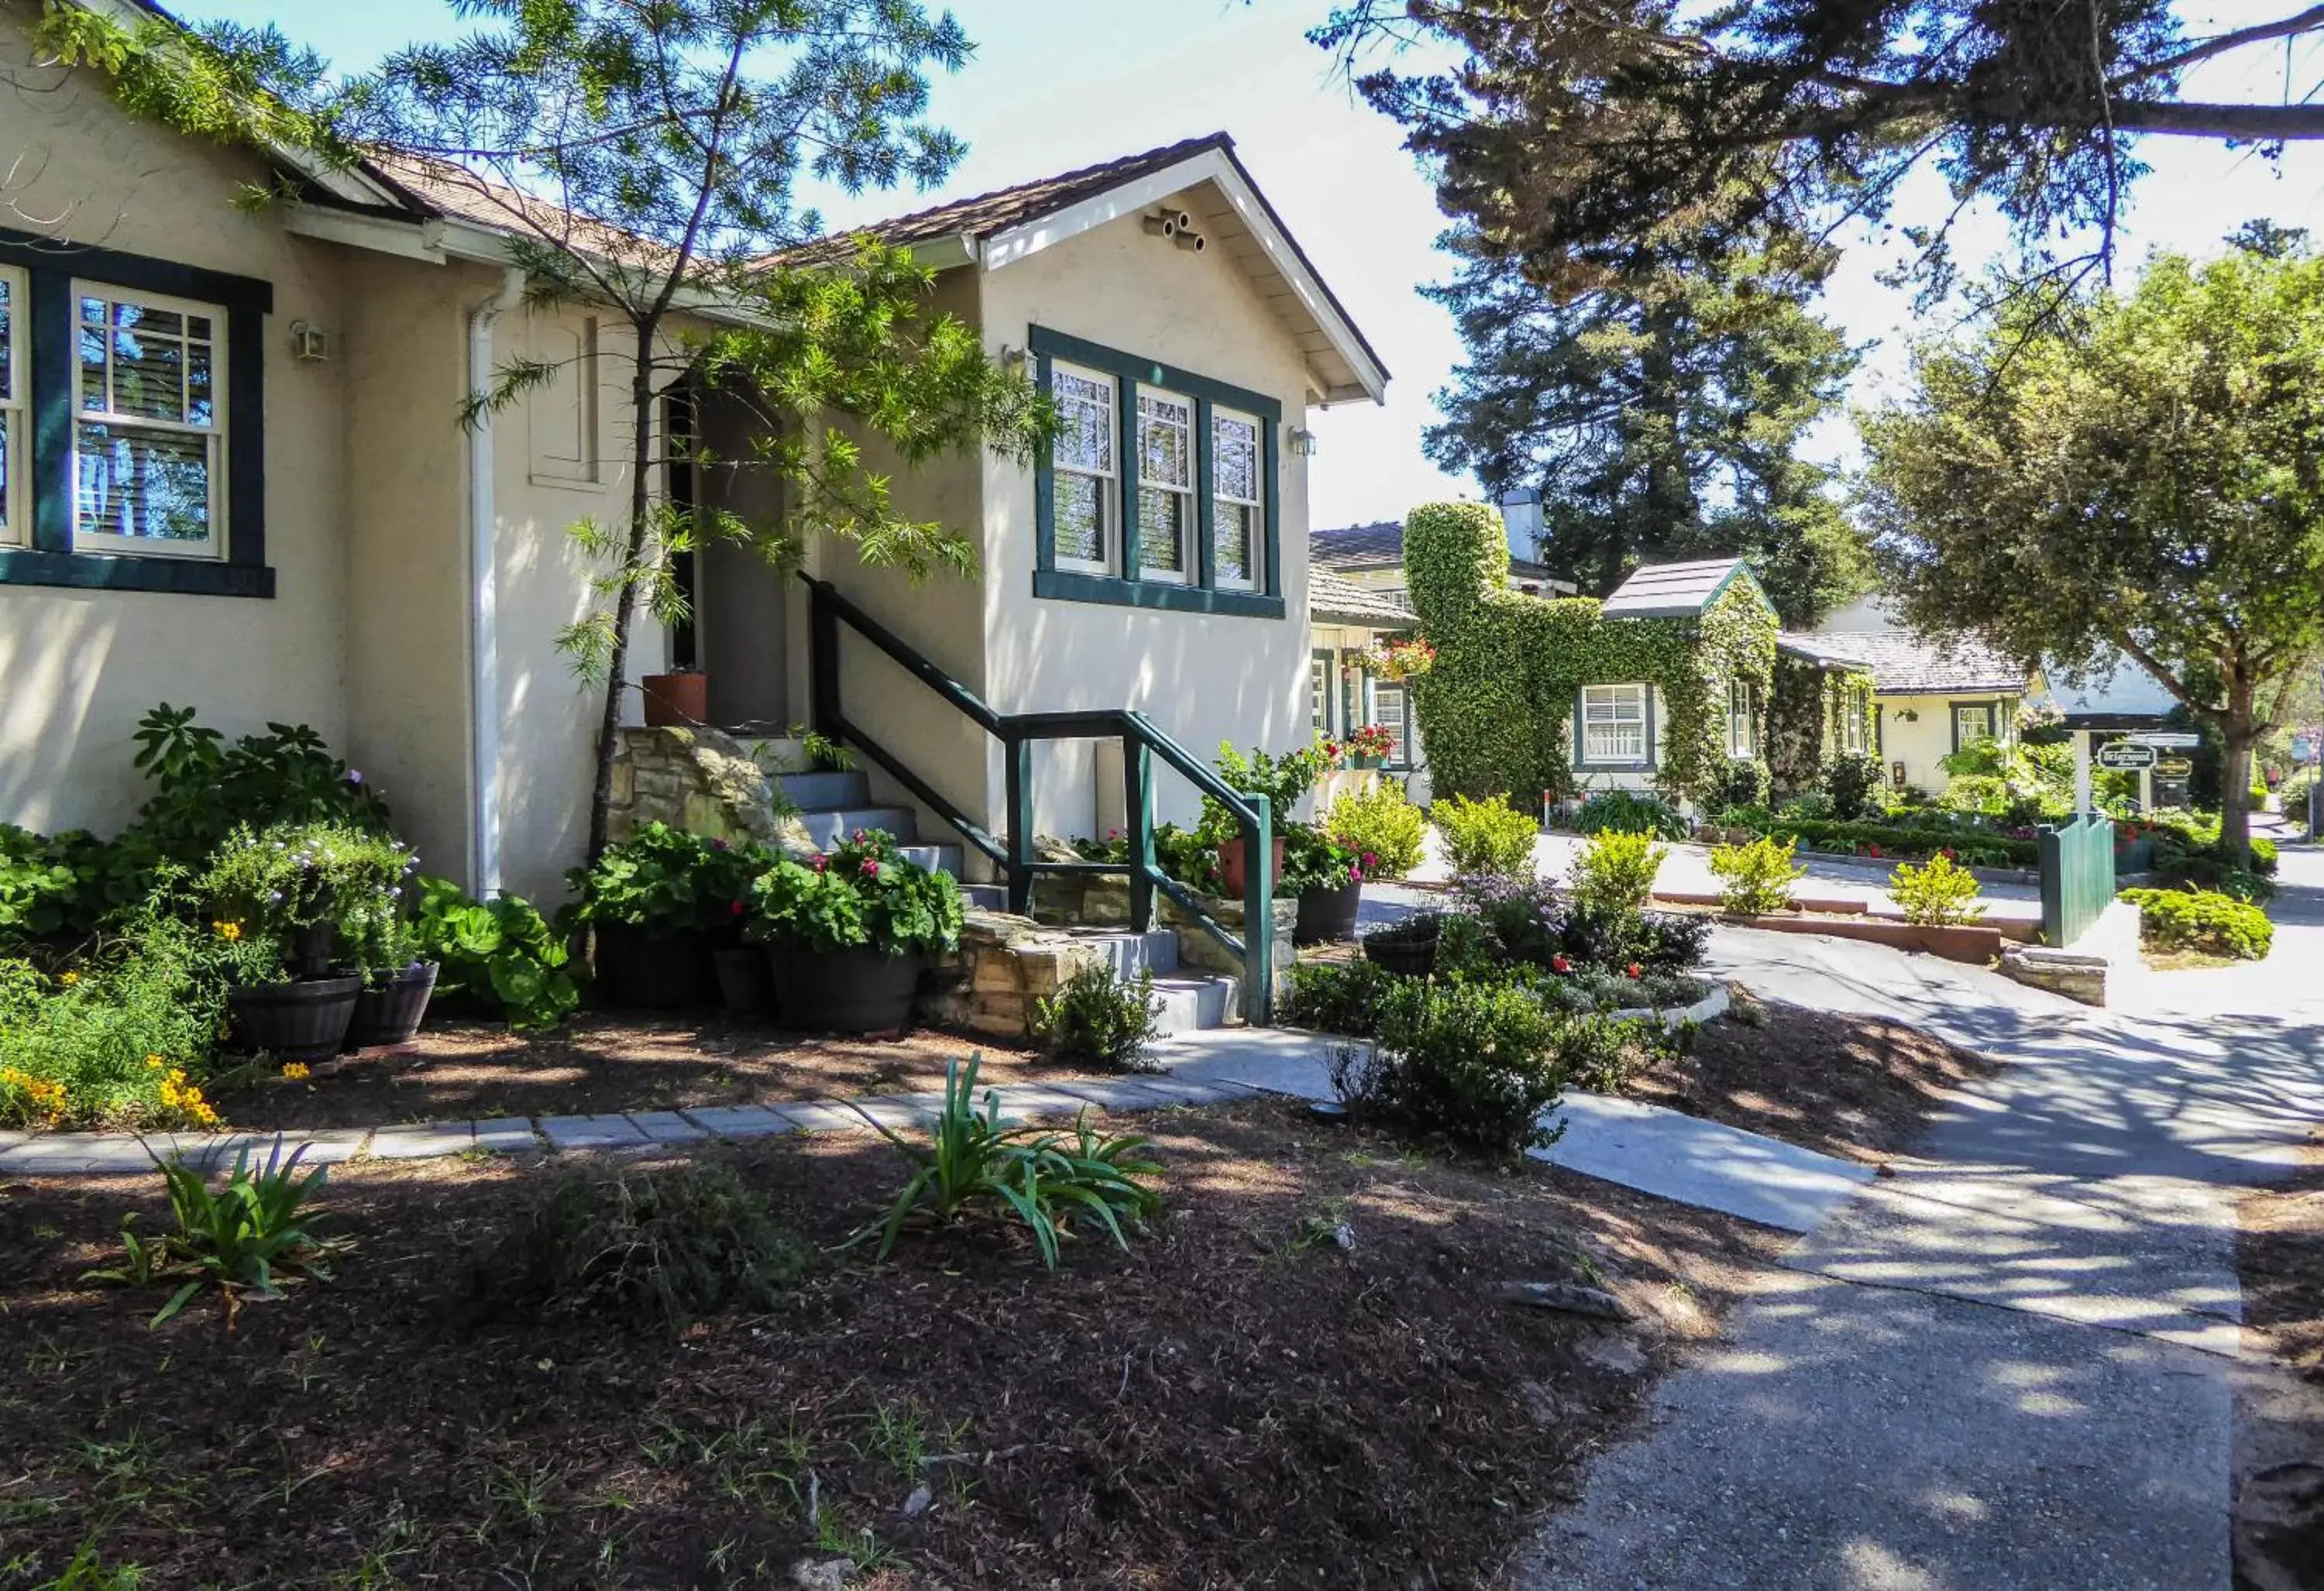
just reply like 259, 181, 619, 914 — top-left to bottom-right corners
1215, 835, 1287, 898
229, 976, 363, 1063
765, 945, 923, 1033
344, 962, 439, 1050
1294, 880, 1364, 945
713, 945, 778, 1016
594, 923, 717, 1008
641, 672, 708, 727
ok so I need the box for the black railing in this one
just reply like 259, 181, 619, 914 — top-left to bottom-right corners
802, 574, 1274, 1023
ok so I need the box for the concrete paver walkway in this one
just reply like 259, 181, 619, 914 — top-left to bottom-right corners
1514, 924, 2324, 1591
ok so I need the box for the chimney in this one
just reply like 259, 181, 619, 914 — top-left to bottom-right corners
1498, 488, 1542, 567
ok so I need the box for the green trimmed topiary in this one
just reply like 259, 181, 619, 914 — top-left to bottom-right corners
1432, 792, 1541, 879
2119, 887, 2273, 960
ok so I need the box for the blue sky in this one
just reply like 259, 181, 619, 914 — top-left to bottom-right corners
199, 2, 2324, 527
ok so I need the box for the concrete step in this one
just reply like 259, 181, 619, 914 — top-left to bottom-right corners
1150, 974, 1240, 1034
899, 842, 964, 879
774, 769, 871, 809
961, 882, 1011, 913
1064, 926, 1181, 979
792, 806, 920, 850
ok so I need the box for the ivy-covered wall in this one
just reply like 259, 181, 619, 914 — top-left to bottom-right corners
1404, 503, 1779, 806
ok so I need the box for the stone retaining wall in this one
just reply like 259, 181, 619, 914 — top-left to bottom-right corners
921, 909, 1111, 1039
607, 727, 814, 852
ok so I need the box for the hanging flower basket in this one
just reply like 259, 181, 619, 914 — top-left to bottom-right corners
1366, 637, 1437, 682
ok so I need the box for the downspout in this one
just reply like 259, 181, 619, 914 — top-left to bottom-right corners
466, 266, 527, 897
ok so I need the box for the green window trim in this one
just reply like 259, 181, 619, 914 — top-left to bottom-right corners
1029, 325, 1284, 619
1948, 698, 2005, 754
1573, 682, 1657, 772
0, 227, 272, 599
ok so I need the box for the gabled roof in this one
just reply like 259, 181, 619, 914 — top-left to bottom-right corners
1310, 567, 1416, 628
1598, 558, 1762, 619
1310, 520, 1553, 579
1812, 631, 2032, 696
1776, 633, 1875, 671
789, 134, 1389, 406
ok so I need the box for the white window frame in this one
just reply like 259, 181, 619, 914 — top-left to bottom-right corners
1374, 681, 1411, 768
1050, 359, 1118, 576
70, 280, 228, 561
1728, 679, 1759, 758
1310, 651, 1334, 736
1135, 387, 1195, 584
0, 265, 24, 548
1212, 405, 1263, 592
1842, 686, 1870, 755
1581, 683, 1650, 766
1953, 703, 1995, 747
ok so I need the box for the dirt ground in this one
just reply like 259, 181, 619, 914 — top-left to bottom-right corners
0, 1098, 1789, 1590
215, 1013, 1048, 1130
2237, 1128, 2324, 1591
1622, 992, 1999, 1163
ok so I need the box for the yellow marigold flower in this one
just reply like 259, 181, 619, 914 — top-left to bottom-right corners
145, 1054, 165, 1070
57, 971, 78, 987
213, 920, 242, 942
280, 1063, 311, 1081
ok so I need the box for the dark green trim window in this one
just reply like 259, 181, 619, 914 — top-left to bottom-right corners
1575, 682, 1655, 771
0, 229, 272, 599
1030, 325, 1283, 619
1949, 699, 1999, 754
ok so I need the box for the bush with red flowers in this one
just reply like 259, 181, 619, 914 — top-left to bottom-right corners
744, 830, 961, 957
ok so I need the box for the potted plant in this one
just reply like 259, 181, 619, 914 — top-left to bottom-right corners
344, 862, 441, 1048
1209, 741, 1330, 895
569, 823, 761, 1008
700, 837, 779, 1015
641, 667, 708, 727
201, 821, 414, 1062
1342, 723, 1394, 771
1361, 911, 1441, 977
747, 830, 963, 1033
1284, 826, 1366, 944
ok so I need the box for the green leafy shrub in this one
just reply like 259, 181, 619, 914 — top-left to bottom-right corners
0, 823, 90, 950
1032, 963, 1163, 1071
2281, 766, 2319, 834
84, 1139, 351, 1327
1823, 753, 1886, 821
1549, 1012, 1654, 1093
568, 823, 775, 939
2119, 887, 2274, 960
1209, 741, 1331, 823
1324, 780, 1428, 878
196, 820, 417, 981
1888, 855, 1987, 926
1281, 824, 1363, 892
469, 1158, 807, 1335
1569, 790, 1689, 839
1432, 792, 1541, 879
1456, 874, 1566, 967
1712, 758, 1772, 811
1631, 911, 1711, 974
858, 1055, 1161, 1268
0, 896, 236, 1129
412, 877, 580, 1030
1569, 830, 1666, 916
748, 830, 962, 957
1708, 835, 1805, 916
1357, 978, 1567, 1159
1284, 957, 1398, 1036
1763, 816, 2037, 866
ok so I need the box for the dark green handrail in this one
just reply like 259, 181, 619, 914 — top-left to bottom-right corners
800, 575, 1274, 1023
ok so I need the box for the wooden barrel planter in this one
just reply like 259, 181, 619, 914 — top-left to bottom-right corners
1361, 920, 1439, 978
229, 975, 363, 1063
594, 923, 717, 1009
713, 945, 779, 1016
1294, 881, 1363, 944
343, 962, 439, 1050
765, 946, 922, 1033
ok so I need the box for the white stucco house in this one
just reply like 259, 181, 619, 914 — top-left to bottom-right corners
0, 2, 1389, 906
1802, 596, 2042, 796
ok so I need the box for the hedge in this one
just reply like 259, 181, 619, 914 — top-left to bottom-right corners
2119, 887, 2273, 960
1762, 816, 2039, 866
1404, 503, 1778, 806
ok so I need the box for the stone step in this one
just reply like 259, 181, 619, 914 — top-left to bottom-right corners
961, 882, 1011, 913
899, 842, 964, 879
793, 806, 920, 850
775, 769, 871, 809
1150, 974, 1240, 1034
1064, 926, 1181, 979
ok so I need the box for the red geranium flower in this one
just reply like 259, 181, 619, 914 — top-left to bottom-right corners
1625, 962, 1643, 978
730, 899, 746, 916
812, 854, 828, 873
860, 858, 881, 878
1552, 954, 1572, 974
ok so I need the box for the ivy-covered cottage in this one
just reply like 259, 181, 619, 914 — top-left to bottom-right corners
0, 0, 1388, 909
1404, 503, 1872, 813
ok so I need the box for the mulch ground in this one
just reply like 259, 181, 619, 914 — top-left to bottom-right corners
0, 1098, 1788, 1590
1622, 995, 2000, 1163
2236, 1128, 2324, 1591
214, 1013, 1049, 1130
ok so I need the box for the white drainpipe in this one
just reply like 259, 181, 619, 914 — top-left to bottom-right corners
465, 266, 527, 897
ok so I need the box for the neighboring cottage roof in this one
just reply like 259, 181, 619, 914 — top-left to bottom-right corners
1598, 558, 1758, 619
1310, 520, 1553, 579
1310, 567, 1416, 628
1776, 632, 1875, 671
1811, 631, 2031, 696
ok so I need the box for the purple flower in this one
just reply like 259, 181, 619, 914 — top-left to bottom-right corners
347, 769, 363, 785
710, 837, 731, 851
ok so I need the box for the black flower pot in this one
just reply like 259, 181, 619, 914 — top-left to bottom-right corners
713, 945, 778, 1017
1294, 880, 1364, 945
594, 923, 717, 1009
229, 975, 363, 1064
765, 945, 923, 1033
344, 962, 440, 1050
1363, 930, 1437, 978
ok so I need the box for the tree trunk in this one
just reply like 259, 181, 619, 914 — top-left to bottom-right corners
585, 328, 662, 863
2218, 721, 2260, 867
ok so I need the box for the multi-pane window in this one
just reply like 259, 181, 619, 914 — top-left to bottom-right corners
1213, 407, 1261, 590
1581, 684, 1649, 765
74, 283, 225, 558
1843, 686, 1870, 754
1375, 683, 1410, 768
1050, 363, 1116, 574
0, 266, 22, 547
1310, 652, 1334, 735
1136, 389, 1194, 582
1728, 679, 1758, 758
1953, 703, 1994, 748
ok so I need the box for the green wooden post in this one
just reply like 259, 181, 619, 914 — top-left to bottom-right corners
1242, 792, 1273, 1025
1004, 732, 1033, 918
1124, 731, 1154, 933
